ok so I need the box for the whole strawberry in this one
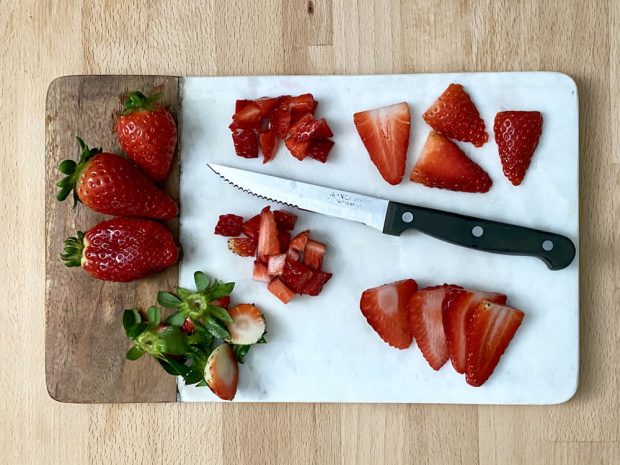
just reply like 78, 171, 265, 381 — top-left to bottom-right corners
57, 138, 178, 219
61, 217, 179, 282
115, 91, 177, 182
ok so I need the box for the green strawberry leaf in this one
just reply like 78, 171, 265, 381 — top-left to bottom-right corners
165, 311, 186, 327
233, 344, 250, 363
194, 271, 209, 292
157, 291, 182, 308
157, 326, 190, 355
196, 380, 208, 387
208, 281, 235, 300
123, 309, 142, 333
146, 306, 161, 326
183, 369, 205, 386
204, 316, 231, 340
161, 357, 190, 377
126, 322, 148, 340
176, 287, 192, 299
208, 305, 233, 325
126, 346, 145, 360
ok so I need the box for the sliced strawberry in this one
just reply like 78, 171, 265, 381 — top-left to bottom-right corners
268, 253, 287, 276
255, 96, 280, 116
289, 230, 309, 254
442, 288, 507, 374
269, 97, 292, 139
274, 210, 297, 230
211, 296, 230, 310
181, 318, 196, 334
242, 214, 261, 240
466, 301, 524, 387
214, 214, 244, 236
301, 270, 332, 296
303, 240, 326, 270
423, 83, 488, 147
204, 343, 238, 401
409, 285, 458, 370
235, 99, 253, 112
289, 114, 333, 141
257, 207, 280, 258
410, 131, 492, 193
232, 101, 262, 129
353, 102, 410, 185
268, 278, 296, 304
494, 111, 543, 186
227, 237, 256, 257
289, 93, 317, 115
277, 229, 291, 251
359, 279, 418, 349
307, 139, 334, 163
285, 136, 311, 160
231, 127, 259, 158
281, 257, 314, 294
227, 304, 265, 345
252, 260, 270, 282
259, 128, 278, 163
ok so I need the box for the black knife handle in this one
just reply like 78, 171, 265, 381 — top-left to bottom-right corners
383, 201, 576, 270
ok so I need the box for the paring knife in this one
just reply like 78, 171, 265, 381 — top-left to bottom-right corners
208, 164, 576, 271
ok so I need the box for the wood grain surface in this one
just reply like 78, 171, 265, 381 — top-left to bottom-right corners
1, 0, 618, 464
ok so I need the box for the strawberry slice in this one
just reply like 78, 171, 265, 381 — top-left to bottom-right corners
242, 214, 261, 240
269, 97, 292, 139
235, 99, 253, 112
231, 127, 259, 158
410, 131, 492, 193
255, 96, 280, 117
307, 139, 334, 163
227, 237, 256, 257
359, 279, 418, 349
409, 285, 458, 370
232, 101, 262, 129
353, 102, 411, 185
267, 253, 286, 276
289, 230, 309, 254
281, 257, 314, 294
301, 270, 332, 296
214, 214, 244, 236
289, 114, 333, 141
259, 128, 278, 163
494, 111, 543, 186
285, 137, 311, 160
274, 210, 297, 230
204, 343, 238, 401
252, 260, 270, 282
227, 304, 266, 345
268, 278, 296, 304
303, 240, 326, 270
277, 229, 291, 251
466, 301, 524, 387
442, 288, 507, 373
423, 83, 488, 147
257, 207, 280, 258
289, 93, 317, 115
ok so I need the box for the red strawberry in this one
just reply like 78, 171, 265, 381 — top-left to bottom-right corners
114, 91, 177, 182
61, 218, 178, 282
303, 240, 326, 270
289, 230, 309, 253
56, 138, 178, 219
442, 288, 507, 374
289, 114, 333, 141
267, 253, 286, 276
277, 229, 291, 251
410, 131, 492, 193
466, 301, 524, 387
204, 343, 238, 401
259, 128, 278, 163
211, 296, 231, 309
235, 99, 253, 112
231, 126, 259, 158
181, 318, 196, 334
232, 101, 262, 129
423, 83, 488, 147
214, 214, 244, 236
268, 278, 296, 304
242, 214, 261, 240
307, 139, 334, 163
359, 279, 418, 349
227, 304, 266, 345
252, 260, 270, 282
269, 97, 292, 139
281, 257, 314, 294
353, 102, 411, 185
409, 285, 457, 370
285, 137, 311, 160
257, 207, 280, 257
301, 270, 332, 296
494, 111, 543, 186
228, 237, 257, 257
289, 93, 317, 115
274, 210, 297, 230
255, 97, 281, 116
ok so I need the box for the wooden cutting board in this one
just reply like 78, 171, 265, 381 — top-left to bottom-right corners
45, 76, 179, 403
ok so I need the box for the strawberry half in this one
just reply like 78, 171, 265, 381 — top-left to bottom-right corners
359, 279, 418, 349
214, 214, 244, 236
227, 304, 266, 345
409, 285, 458, 370
423, 83, 488, 147
257, 207, 280, 258
204, 343, 238, 401
353, 102, 411, 185
228, 237, 257, 257
442, 288, 507, 374
466, 301, 524, 387
494, 111, 543, 186
410, 131, 492, 193
268, 278, 296, 304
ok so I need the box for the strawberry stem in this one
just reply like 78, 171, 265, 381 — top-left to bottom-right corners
61, 231, 86, 267
56, 137, 102, 207
122, 90, 161, 115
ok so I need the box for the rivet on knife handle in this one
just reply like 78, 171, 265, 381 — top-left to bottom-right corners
383, 202, 576, 270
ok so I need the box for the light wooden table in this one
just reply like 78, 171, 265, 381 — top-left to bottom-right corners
1, 1, 618, 464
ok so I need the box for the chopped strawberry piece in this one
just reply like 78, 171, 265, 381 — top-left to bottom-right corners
466, 301, 524, 387
232, 102, 262, 129
269, 97, 292, 139
235, 99, 253, 112
274, 210, 297, 230
257, 207, 280, 257
267, 253, 287, 276
306, 139, 334, 163
252, 260, 270, 282
353, 102, 410, 185
214, 214, 244, 236
289, 114, 333, 141
281, 257, 314, 294
227, 237, 257, 257
289, 93, 317, 115
268, 278, 296, 304
181, 318, 196, 334
259, 128, 278, 163
231, 127, 259, 158
287, 249, 301, 261
255, 97, 281, 117
277, 229, 291, 251
289, 230, 309, 254
285, 136, 311, 160
205, 343, 238, 401
360, 279, 418, 349
303, 240, 326, 270
423, 83, 488, 147
242, 214, 261, 240
442, 288, 507, 374
301, 270, 332, 296
210, 296, 230, 309
410, 131, 492, 193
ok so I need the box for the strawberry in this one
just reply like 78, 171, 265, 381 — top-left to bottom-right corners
274, 210, 297, 230
277, 229, 291, 251
423, 83, 488, 147
181, 318, 196, 334
307, 139, 334, 163
231, 126, 259, 158
303, 240, 326, 270
442, 288, 507, 373
301, 270, 332, 296
359, 279, 418, 349
289, 114, 333, 141
242, 214, 261, 240
228, 237, 257, 257
211, 296, 231, 310
269, 96, 292, 139
204, 343, 238, 401
353, 102, 411, 185
410, 131, 492, 193
114, 91, 177, 182
267, 278, 296, 304
289, 93, 317, 115
255, 97, 281, 116
227, 304, 266, 345
267, 253, 287, 276
289, 230, 309, 253
61, 218, 178, 282
281, 257, 314, 294
466, 301, 524, 387
252, 260, 270, 282
409, 285, 457, 370
257, 207, 280, 257
285, 137, 311, 160
214, 214, 244, 236
235, 99, 253, 112
494, 111, 543, 186
259, 128, 278, 163
232, 101, 262, 129
57, 138, 178, 219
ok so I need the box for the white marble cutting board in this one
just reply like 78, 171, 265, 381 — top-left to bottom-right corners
177, 72, 579, 404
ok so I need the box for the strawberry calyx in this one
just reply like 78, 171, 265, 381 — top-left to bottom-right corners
121, 90, 162, 115
60, 230, 86, 267
56, 137, 102, 206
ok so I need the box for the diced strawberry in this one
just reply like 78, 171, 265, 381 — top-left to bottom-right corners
255, 97, 281, 117
289, 230, 309, 254
409, 285, 458, 370
466, 301, 524, 387
423, 83, 488, 147
231, 127, 259, 158
257, 207, 280, 257
232, 101, 262, 129
288, 114, 333, 141
410, 131, 492, 193
277, 229, 291, 251
227, 237, 257, 257
286, 249, 301, 261
242, 214, 261, 240
274, 210, 297, 230
210, 296, 230, 310
269, 96, 292, 139
353, 102, 410, 185
289, 93, 317, 115
359, 279, 418, 349
267, 278, 296, 304
303, 240, 326, 270
307, 139, 334, 163
259, 128, 278, 163
268, 253, 287, 276
252, 260, 270, 282
235, 99, 253, 112
301, 270, 332, 296
214, 214, 244, 236
205, 343, 238, 401
227, 304, 265, 345
442, 288, 507, 374
281, 257, 314, 294
285, 137, 311, 160
181, 318, 196, 334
